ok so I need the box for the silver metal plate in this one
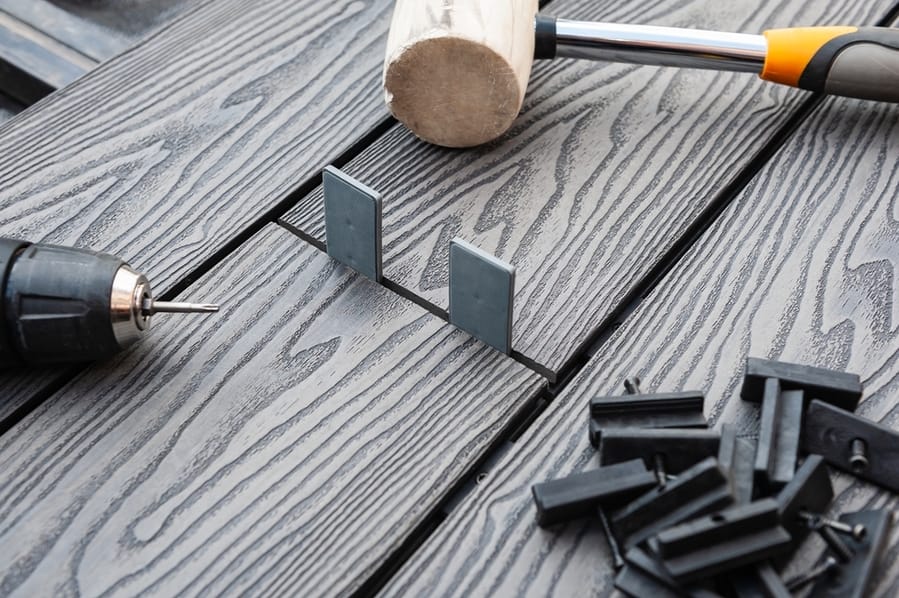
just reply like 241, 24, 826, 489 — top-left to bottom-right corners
323, 165, 382, 282
448, 238, 515, 354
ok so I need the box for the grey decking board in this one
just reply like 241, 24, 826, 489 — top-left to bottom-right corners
0, 0, 393, 292
283, 0, 896, 380
0, 92, 19, 121
0, 0, 130, 61
383, 94, 899, 596
0, 0, 395, 428
49, 0, 200, 43
0, 224, 545, 596
0, 0, 198, 105
0, 7, 95, 104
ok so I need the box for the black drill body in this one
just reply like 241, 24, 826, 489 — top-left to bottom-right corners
0, 238, 217, 366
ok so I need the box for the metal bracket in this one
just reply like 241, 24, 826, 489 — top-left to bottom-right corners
802, 399, 899, 492
323, 166, 382, 282
448, 238, 514, 354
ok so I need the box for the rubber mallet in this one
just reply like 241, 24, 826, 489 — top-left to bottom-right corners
383, 0, 899, 148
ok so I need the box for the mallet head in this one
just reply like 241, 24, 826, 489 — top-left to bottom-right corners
383, 0, 540, 148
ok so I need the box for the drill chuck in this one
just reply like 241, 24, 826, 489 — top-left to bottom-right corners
0, 238, 217, 366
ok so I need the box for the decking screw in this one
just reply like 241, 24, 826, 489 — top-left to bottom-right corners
817, 526, 855, 563
849, 438, 869, 473
652, 453, 668, 489
799, 510, 867, 542
785, 556, 839, 592
623, 377, 642, 395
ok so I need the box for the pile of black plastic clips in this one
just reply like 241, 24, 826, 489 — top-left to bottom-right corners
531, 357, 896, 596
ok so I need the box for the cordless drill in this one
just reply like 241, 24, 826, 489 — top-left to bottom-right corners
0, 238, 218, 366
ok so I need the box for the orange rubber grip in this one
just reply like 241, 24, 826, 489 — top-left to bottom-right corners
761, 27, 858, 87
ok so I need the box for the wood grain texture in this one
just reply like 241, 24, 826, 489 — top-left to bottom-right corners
0, 0, 394, 429
285, 0, 896, 379
0, 224, 545, 596
383, 94, 899, 596
0, 0, 392, 293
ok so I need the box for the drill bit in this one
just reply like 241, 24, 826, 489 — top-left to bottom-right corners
141, 298, 219, 316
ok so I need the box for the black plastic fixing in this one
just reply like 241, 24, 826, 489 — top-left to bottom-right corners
589, 391, 708, 448
531, 459, 657, 527
802, 400, 899, 493
740, 357, 862, 411
611, 457, 734, 551
653, 498, 792, 583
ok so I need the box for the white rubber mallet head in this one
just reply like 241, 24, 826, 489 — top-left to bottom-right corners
383, 0, 540, 148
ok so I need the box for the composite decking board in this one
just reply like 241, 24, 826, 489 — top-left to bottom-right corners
0, 0, 131, 61
0, 0, 395, 429
283, 0, 895, 379
382, 94, 899, 596
0, 92, 19, 121
0, 0, 392, 291
0, 224, 545, 596
48, 0, 201, 43
0, 7, 96, 104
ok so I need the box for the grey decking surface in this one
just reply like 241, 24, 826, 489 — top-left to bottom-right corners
283, 0, 895, 379
384, 92, 899, 597
0, 225, 544, 596
0, 0, 395, 424
1, 0, 899, 595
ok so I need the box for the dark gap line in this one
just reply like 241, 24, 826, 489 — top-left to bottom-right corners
0, 366, 79, 435
351, 391, 550, 598
0, 117, 398, 436
277, 221, 557, 380
350, 21, 899, 596
882, 1, 899, 25
158, 116, 398, 301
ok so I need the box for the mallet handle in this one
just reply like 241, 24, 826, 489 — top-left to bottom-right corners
536, 16, 765, 72
537, 16, 899, 104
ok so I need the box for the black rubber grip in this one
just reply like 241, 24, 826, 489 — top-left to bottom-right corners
799, 27, 899, 102
3, 242, 123, 365
0, 238, 30, 366
535, 15, 557, 60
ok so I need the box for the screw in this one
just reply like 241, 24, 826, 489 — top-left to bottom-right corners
818, 526, 855, 563
849, 438, 869, 474
785, 556, 839, 592
597, 508, 625, 570
799, 510, 867, 542
653, 453, 667, 489
623, 377, 642, 395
